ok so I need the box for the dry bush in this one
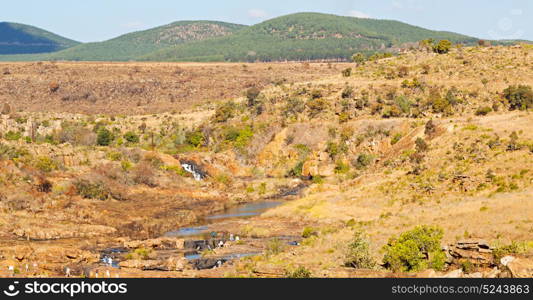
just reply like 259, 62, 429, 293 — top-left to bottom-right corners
132, 161, 157, 187
36, 177, 53, 193
58, 123, 97, 146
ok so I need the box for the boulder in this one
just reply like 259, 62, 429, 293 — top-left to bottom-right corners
500, 256, 515, 266
506, 258, 533, 278
446, 239, 493, 266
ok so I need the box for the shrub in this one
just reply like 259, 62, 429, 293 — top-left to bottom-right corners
335, 160, 350, 174
74, 179, 110, 200
302, 227, 318, 238
214, 101, 236, 123
415, 138, 429, 152
266, 238, 285, 256
351, 53, 366, 65
36, 178, 53, 193
185, 130, 205, 148
433, 40, 452, 54
475, 106, 493, 116
224, 126, 254, 149
35, 156, 59, 173
125, 248, 154, 260
4, 131, 21, 141
285, 266, 312, 278
132, 161, 156, 187
391, 133, 403, 145
342, 68, 352, 77
0, 143, 28, 160
283, 97, 305, 117
425, 120, 437, 137
397, 66, 409, 78
344, 230, 376, 269
246, 87, 261, 107
382, 225, 445, 272
123, 131, 140, 144
59, 123, 96, 146
96, 128, 114, 146
352, 153, 374, 169
503, 85, 533, 111
306, 98, 329, 118
341, 86, 354, 99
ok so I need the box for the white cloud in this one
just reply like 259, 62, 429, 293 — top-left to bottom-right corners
248, 9, 268, 19
347, 10, 371, 19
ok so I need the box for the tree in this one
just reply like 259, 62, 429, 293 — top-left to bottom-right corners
433, 40, 452, 54
383, 225, 446, 272
419, 39, 434, 52
123, 131, 140, 144
351, 53, 366, 65
503, 85, 533, 111
97, 128, 114, 146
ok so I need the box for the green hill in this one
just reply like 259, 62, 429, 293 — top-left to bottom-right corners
0, 22, 79, 55
140, 13, 479, 62
35, 21, 246, 61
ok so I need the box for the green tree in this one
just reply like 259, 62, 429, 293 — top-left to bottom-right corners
433, 40, 452, 54
97, 128, 114, 146
123, 131, 140, 144
351, 53, 366, 65
383, 225, 445, 272
503, 85, 533, 111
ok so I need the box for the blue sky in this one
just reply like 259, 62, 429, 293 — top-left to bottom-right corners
1, 0, 531, 42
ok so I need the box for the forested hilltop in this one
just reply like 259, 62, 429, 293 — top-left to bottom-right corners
140, 13, 480, 62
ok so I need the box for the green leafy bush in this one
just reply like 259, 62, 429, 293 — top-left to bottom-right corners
185, 130, 205, 148
335, 160, 350, 174
35, 156, 59, 173
352, 153, 374, 169
382, 225, 445, 272
503, 85, 533, 111
432, 40, 452, 54
97, 128, 114, 146
123, 131, 140, 144
344, 230, 376, 269
4, 131, 22, 141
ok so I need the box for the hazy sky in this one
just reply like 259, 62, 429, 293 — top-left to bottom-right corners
1, 0, 531, 42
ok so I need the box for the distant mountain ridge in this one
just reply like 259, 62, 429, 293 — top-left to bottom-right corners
0, 22, 79, 54
40, 20, 247, 61
140, 12, 480, 62
2, 12, 530, 62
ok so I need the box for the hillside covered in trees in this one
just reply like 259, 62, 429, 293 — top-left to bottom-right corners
140, 13, 480, 62
2, 13, 524, 62
0, 22, 79, 55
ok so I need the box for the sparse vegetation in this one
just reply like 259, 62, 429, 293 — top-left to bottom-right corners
383, 226, 446, 272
